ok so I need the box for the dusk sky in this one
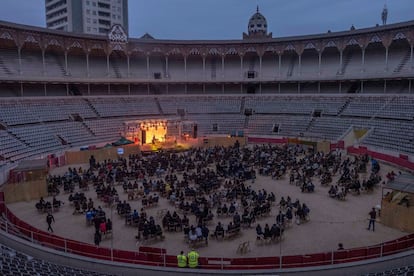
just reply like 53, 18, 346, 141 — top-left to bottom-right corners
0, 0, 412, 40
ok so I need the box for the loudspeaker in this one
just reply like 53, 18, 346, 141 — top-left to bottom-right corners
272, 124, 279, 133
154, 72, 161, 79
193, 124, 198, 138
141, 130, 146, 144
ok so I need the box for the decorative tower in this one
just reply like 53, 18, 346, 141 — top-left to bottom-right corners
243, 6, 272, 39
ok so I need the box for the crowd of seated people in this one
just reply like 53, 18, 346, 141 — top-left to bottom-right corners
386, 171, 398, 183
47, 143, 361, 248
135, 217, 164, 243
162, 210, 184, 232
35, 196, 63, 213
116, 200, 131, 216
328, 185, 348, 200
186, 224, 209, 246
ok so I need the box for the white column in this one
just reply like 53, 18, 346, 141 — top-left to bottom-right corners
202, 56, 206, 81
42, 49, 46, 76
86, 53, 90, 78
146, 55, 150, 79
278, 54, 281, 78
17, 47, 22, 75
106, 54, 110, 77
184, 56, 187, 81
410, 45, 413, 70
318, 51, 322, 75
259, 55, 262, 80
339, 50, 343, 73
240, 55, 244, 80
165, 56, 169, 78
298, 54, 302, 76
127, 55, 130, 78
64, 51, 68, 76
361, 47, 365, 72
221, 55, 225, 80
385, 47, 389, 71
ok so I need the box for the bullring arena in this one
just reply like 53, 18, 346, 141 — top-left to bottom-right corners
0, 7, 414, 276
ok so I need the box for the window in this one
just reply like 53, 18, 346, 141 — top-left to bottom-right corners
86, 9, 90, 14
92, 11, 97, 15
92, 2, 96, 7
86, 18, 91, 23
93, 19, 97, 24
87, 27, 91, 31
112, 14, 116, 19
117, 15, 121, 19
86, 0, 90, 5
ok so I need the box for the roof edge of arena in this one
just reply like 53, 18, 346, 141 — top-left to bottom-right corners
0, 19, 413, 45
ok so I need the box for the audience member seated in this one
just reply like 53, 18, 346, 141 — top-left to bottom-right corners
214, 222, 225, 239
256, 224, 264, 240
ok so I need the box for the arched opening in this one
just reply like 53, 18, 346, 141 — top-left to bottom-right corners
44, 44, 66, 77
167, 52, 184, 80
364, 41, 386, 74
20, 40, 43, 77
109, 49, 127, 78
67, 46, 87, 78
88, 48, 108, 78
301, 48, 319, 77
261, 51, 277, 80
321, 46, 340, 77
388, 37, 411, 73
0, 36, 18, 76
281, 49, 298, 78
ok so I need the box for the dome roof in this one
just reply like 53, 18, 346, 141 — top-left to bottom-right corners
248, 6, 268, 35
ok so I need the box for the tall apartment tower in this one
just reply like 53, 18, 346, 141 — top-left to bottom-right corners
45, 0, 128, 36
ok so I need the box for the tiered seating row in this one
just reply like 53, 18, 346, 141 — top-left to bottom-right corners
0, 95, 413, 160
0, 242, 111, 275
0, 99, 97, 125
88, 97, 160, 117
245, 96, 347, 115
158, 96, 242, 114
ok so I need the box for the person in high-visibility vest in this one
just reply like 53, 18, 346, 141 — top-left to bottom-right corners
187, 249, 199, 268
177, 251, 187, 268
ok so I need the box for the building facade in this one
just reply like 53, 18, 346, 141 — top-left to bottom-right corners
45, 0, 128, 36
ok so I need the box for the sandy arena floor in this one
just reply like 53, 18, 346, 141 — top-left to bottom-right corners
6, 154, 409, 259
